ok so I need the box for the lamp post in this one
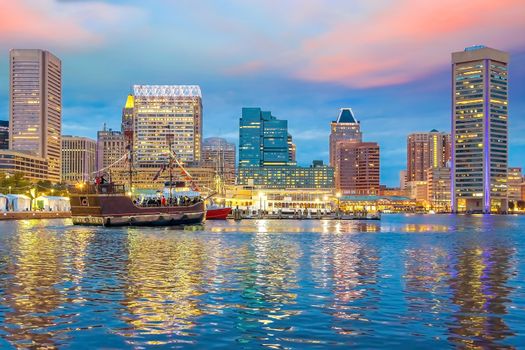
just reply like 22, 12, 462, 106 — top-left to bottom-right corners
336, 192, 341, 216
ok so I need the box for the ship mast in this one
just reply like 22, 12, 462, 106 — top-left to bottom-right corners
124, 129, 133, 193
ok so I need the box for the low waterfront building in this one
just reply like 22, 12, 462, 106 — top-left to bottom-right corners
0, 150, 49, 182
238, 161, 334, 189
338, 195, 416, 213
379, 186, 407, 197
221, 186, 333, 212
62, 136, 97, 184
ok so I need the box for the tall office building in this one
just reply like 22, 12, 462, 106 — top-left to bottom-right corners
335, 141, 380, 195
329, 108, 362, 167
452, 46, 509, 213
238, 107, 333, 188
132, 85, 202, 167
9, 49, 62, 182
202, 137, 236, 184
239, 107, 295, 167
62, 136, 97, 184
427, 167, 451, 212
407, 130, 451, 182
0, 120, 8, 150
287, 134, 296, 163
96, 128, 127, 173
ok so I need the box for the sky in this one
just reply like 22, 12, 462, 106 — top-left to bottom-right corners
0, 0, 524, 186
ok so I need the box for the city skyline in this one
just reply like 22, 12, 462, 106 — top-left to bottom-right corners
0, 1, 524, 186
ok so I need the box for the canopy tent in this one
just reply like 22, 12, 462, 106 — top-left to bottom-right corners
0, 194, 7, 212
6, 194, 31, 212
35, 196, 71, 212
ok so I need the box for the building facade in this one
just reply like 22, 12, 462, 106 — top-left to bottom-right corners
0, 120, 8, 150
201, 137, 236, 185
132, 85, 202, 168
427, 167, 451, 212
238, 161, 334, 189
239, 107, 295, 167
335, 141, 380, 195
507, 167, 522, 205
62, 136, 97, 184
0, 150, 49, 182
96, 128, 127, 175
452, 46, 509, 213
329, 108, 362, 167
8, 49, 62, 182
407, 130, 451, 182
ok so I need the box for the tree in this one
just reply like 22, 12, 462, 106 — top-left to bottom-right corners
0, 172, 31, 194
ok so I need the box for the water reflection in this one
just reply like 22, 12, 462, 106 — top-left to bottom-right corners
448, 246, 516, 349
1, 229, 65, 348
311, 234, 380, 336
0, 216, 523, 349
119, 232, 209, 345
234, 233, 301, 347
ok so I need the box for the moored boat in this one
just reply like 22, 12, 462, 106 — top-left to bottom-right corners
205, 206, 232, 220
69, 183, 205, 227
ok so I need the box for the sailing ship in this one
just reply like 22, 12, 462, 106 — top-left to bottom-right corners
70, 129, 205, 227
204, 138, 232, 220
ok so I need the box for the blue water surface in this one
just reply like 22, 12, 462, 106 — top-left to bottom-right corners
0, 214, 524, 349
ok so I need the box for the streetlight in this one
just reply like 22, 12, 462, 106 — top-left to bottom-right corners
336, 192, 341, 215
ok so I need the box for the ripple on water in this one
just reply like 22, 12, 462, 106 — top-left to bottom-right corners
0, 216, 524, 348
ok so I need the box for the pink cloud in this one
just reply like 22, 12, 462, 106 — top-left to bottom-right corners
294, 0, 525, 87
0, 1, 99, 49
0, 0, 143, 51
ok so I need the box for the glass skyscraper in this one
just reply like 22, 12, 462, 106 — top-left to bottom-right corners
238, 107, 333, 189
452, 46, 509, 213
239, 107, 295, 167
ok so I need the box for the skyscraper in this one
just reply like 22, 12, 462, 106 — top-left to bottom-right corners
407, 130, 451, 182
239, 107, 294, 167
0, 120, 8, 150
202, 137, 236, 184
238, 107, 333, 189
62, 136, 97, 184
329, 108, 362, 167
132, 85, 202, 167
9, 49, 62, 182
452, 46, 509, 213
335, 141, 380, 195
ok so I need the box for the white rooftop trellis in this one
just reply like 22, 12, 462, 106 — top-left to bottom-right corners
133, 85, 202, 97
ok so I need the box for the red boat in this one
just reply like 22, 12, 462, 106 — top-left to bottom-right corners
206, 206, 232, 220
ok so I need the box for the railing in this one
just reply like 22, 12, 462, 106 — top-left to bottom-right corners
69, 183, 126, 195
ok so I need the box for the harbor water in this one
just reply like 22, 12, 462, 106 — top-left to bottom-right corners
0, 215, 524, 348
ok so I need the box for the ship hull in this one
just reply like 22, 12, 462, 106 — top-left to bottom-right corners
70, 193, 205, 227
206, 207, 232, 220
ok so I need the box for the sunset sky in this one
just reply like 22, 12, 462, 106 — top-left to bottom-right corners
0, 0, 524, 185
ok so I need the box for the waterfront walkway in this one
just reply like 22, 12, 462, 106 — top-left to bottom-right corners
0, 211, 71, 221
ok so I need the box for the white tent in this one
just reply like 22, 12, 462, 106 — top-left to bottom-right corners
36, 196, 71, 212
6, 194, 31, 212
0, 194, 7, 212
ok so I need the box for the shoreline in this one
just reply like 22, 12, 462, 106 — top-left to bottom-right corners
0, 211, 71, 221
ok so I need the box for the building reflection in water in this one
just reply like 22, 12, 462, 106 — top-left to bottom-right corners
311, 233, 379, 335
0, 221, 65, 348
448, 246, 516, 349
119, 232, 224, 346
234, 233, 301, 346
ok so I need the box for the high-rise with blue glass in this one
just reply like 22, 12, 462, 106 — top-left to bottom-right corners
239, 107, 295, 167
452, 46, 509, 213
238, 107, 333, 189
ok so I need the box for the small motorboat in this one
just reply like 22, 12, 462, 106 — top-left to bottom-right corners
206, 206, 232, 220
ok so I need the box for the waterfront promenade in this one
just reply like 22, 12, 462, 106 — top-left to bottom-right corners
0, 211, 71, 221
